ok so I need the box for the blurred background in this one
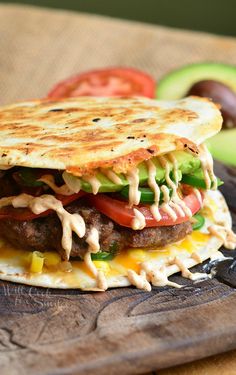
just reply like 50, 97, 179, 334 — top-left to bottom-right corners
0, 0, 236, 37
1, 0, 236, 165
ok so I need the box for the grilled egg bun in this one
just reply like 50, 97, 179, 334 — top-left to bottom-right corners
0, 96, 235, 291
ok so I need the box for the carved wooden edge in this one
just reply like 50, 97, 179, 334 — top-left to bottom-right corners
0, 281, 236, 375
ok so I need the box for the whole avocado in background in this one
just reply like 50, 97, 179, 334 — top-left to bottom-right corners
156, 62, 236, 166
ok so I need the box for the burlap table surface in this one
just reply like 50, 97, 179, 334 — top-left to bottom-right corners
1, 3, 236, 105
1, 4, 236, 375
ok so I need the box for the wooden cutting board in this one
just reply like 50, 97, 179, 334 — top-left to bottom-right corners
0, 161, 235, 375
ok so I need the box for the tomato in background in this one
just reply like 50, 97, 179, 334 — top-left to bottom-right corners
48, 67, 156, 98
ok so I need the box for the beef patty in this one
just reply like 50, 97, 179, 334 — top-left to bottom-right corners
0, 198, 192, 259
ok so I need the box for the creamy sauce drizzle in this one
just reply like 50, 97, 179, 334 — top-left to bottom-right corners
141, 262, 182, 288
127, 249, 212, 291
0, 196, 16, 209
83, 176, 101, 194
147, 160, 161, 221
100, 168, 122, 185
174, 197, 193, 218
84, 250, 108, 291
191, 252, 202, 263
168, 153, 179, 184
144, 152, 199, 225
160, 155, 193, 218
159, 155, 177, 192
210, 250, 227, 262
208, 225, 236, 250
84, 251, 98, 277
85, 227, 100, 253
97, 270, 108, 290
12, 194, 86, 259
199, 144, 218, 190
127, 269, 151, 291
62, 172, 81, 193
83, 227, 108, 290
160, 185, 177, 220
169, 256, 191, 278
38, 175, 74, 196
127, 167, 141, 206
193, 187, 203, 206
169, 256, 208, 281
131, 208, 146, 230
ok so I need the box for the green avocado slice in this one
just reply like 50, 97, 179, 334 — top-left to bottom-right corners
156, 62, 236, 100
181, 168, 223, 189
77, 150, 201, 193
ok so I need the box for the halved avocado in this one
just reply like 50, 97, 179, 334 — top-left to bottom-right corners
207, 129, 236, 166
156, 62, 236, 100
156, 62, 236, 166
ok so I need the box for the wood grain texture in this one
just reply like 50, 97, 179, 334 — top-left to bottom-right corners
159, 349, 236, 375
0, 161, 235, 375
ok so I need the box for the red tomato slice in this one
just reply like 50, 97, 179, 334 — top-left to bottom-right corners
48, 67, 156, 99
0, 192, 86, 221
88, 191, 201, 227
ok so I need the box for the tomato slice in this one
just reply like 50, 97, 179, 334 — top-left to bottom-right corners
0, 192, 86, 221
47, 67, 156, 99
88, 191, 202, 227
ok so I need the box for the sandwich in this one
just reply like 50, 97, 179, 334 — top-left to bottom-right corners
0, 96, 235, 291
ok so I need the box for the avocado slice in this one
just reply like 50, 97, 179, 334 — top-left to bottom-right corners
181, 167, 223, 189
80, 172, 126, 193
137, 150, 200, 185
77, 150, 201, 193
156, 62, 236, 100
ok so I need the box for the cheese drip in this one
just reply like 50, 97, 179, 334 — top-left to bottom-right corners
199, 144, 218, 190
38, 175, 74, 196
12, 194, 86, 259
